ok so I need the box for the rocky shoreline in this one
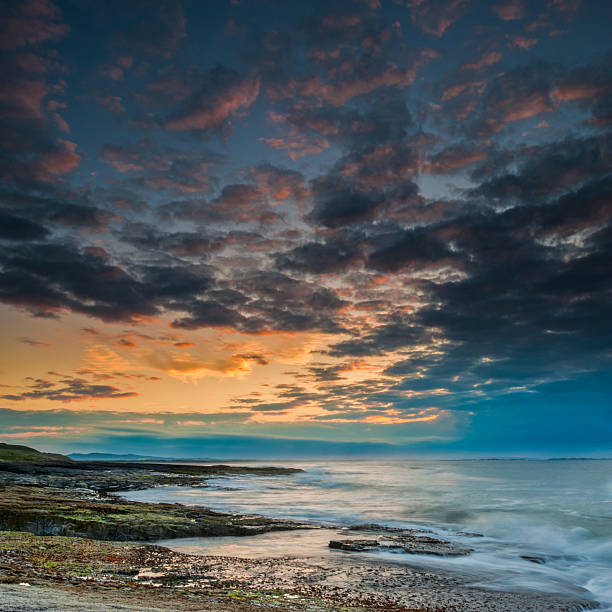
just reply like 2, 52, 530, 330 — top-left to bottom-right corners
0, 459, 306, 541
0, 456, 601, 611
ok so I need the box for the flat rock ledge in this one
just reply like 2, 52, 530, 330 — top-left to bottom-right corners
329, 533, 474, 556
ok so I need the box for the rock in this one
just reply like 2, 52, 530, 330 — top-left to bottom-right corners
521, 555, 546, 564
329, 539, 380, 551
0, 458, 309, 543
393, 534, 473, 556
329, 534, 473, 557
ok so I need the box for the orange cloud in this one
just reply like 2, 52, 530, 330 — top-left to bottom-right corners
145, 350, 263, 379
1, 426, 87, 439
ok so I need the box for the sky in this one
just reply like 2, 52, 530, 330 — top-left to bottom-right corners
0, 0, 611, 458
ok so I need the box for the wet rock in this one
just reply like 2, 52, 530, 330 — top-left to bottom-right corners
329, 534, 473, 557
521, 555, 547, 564
329, 539, 380, 551
393, 534, 474, 556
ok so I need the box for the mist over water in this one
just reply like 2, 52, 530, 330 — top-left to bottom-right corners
123, 459, 612, 609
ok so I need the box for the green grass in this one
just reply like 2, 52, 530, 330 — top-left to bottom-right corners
0, 442, 71, 463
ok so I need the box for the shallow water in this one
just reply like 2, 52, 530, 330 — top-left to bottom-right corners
122, 458, 612, 609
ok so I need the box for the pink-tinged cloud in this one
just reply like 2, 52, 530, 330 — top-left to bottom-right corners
551, 83, 609, 103
321, 14, 361, 29
426, 146, 487, 173
249, 164, 309, 206
441, 80, 486, 101
404, 0, 472, 37
0, 80, 46, 118
14, 52, 50, 73
548, 0, 581, 14
317, 64, 423, 105
462, 51, 502, 71
260, 134, 329, 160
101, 146, 144, 173
101, 65, 124, 81
269, 49, 438, 107
35, 139, 81, 177
0, 0, 70, 50
499, 91, 553, 123
116, 55, 133, 69
491, 0, 525, 20
96, 95, 125, 114
164, 74, 260, 131
48, 102, 70, 133
336, 144, 419, 188
508, 34, 538, 49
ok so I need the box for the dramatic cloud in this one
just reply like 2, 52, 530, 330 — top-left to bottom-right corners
0, 0, 610, 453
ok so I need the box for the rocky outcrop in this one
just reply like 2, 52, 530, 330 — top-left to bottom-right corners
329, 532, 474, 556
329, 539, 380, 551
0, 485, 310, 541
0, 458, 306, 542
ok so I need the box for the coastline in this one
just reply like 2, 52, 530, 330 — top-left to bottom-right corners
0, 459, 600, 612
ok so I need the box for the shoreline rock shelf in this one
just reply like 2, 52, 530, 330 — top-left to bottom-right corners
329, 533, 474, 557
0, 451, 307, 541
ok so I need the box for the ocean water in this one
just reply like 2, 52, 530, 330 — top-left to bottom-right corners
122, 459, 612, 609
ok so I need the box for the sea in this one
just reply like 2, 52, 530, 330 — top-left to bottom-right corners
121, 458, 612, 609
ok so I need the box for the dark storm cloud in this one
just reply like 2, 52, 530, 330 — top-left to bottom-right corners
6, 239, 352, 331
115, 223, 219, 258
0, 188, 114, 233
383, 186, 611, 389
0, 210, 50, 241
473, 134, 611, 202
367, 226, 458, 272
328, 319, 434, 358
171, 300, 248, 330
276, 240, 364, 274
309, 175, 386, 227
0, 242, 157, 321
220, 270, 347, 333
